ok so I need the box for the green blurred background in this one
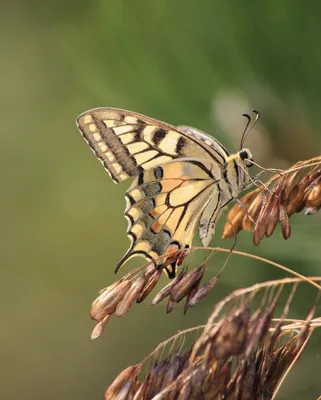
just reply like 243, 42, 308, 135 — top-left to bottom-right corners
2, 1, 321, 399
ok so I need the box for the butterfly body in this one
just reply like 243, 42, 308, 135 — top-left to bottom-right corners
77, 108, 253, 278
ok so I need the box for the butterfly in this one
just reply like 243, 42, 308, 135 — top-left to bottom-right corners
76, 108, 254, 278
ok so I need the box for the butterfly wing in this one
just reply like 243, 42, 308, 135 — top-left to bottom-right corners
119, 159, 219, 277
76, 108, 224, 183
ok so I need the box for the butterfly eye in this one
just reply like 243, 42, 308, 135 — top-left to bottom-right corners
239, 149, 253, 167
239, 149, 248, 160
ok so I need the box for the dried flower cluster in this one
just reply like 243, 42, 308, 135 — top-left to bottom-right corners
223, 156, 321, 245
104, 278, 319, 399
91, 260, 221, 339
151, 263, 221, 314
90, 265, 161, 339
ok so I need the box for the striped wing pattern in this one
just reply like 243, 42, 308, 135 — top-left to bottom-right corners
77, 108, 248, 278
77, 108, 224, 184
120, 159, 219, 277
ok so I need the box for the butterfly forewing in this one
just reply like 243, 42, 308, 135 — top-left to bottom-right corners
76, 108, 227, 184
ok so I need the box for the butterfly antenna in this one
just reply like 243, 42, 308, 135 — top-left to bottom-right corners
250, 109, 260, 130
240, 113, 251, 150
240, 109, 260, 149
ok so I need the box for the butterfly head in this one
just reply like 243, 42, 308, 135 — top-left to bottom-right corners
225, 147, 254, 195
234, 147, 254, 189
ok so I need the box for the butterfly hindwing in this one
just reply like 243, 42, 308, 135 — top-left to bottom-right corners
116, 159, 219, 276
76, 108, 225, 184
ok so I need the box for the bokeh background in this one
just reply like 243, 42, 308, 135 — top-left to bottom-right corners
2, 1, 321, 399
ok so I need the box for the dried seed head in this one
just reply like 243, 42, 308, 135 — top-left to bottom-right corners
243, 193, 264, 232
134, 371, 153, 400
279, 203, 291, 240
186, 273, 221, 309
149, 360, 170, 396
222, 191, 259, 239
150, 265, 209, 313
305, 182, 321, 213
265, 193, 280, 237
151, 268, 187, 306
104, 364, 141, 400
89, 265, 168, 336
183, 282, 200, 315
165, 299, 178, 313
253, 197, 269, 245
104, 279, 316, 399
210, 308, 250, 358
136, 268, 162, 303
282, 169, 300, 201
91, 280, 131, 320
170, 265, 205, 303
115, 275, 147, 317
91, 314, 111, 340
222, 156, 321, 244
160, 354, 184, 390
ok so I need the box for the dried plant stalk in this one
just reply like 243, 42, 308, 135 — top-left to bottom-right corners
104, 278, 320, 399
222, 156, 321, 244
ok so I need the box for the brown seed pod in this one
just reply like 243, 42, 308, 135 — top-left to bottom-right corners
169, 265, 205, 303
104, 364, 141, 400
186, 273, 221, 309
91, 280, 132, 320
136, 268, 163, 303
115, 275, 147, 317
151, 267, 187, 306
